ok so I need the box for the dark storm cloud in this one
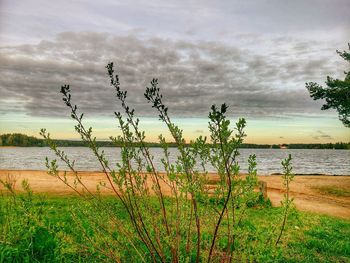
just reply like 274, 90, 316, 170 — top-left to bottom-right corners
0, 32, 343, 119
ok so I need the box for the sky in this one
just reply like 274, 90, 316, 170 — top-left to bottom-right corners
0, 0, 349, 144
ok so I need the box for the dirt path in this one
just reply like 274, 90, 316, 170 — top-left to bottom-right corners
260, 175, 350, 219
1, 170, 349, 219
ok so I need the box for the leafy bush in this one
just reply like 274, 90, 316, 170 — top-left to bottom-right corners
38, 63, 295, 262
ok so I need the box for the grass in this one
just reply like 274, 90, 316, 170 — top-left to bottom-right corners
0, 194, 349, 262
313, 185, 350, 197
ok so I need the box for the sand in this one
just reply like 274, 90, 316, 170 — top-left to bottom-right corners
0, 169, 349, 219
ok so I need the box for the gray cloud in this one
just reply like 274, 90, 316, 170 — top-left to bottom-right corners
312, 130, 334, 140
0, 32, 345, 119
2, 0, 349, 46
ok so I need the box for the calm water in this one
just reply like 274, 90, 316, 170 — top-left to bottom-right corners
0, 147, 349, 175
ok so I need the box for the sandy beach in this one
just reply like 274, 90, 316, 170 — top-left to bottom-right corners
0, 169, 349, 219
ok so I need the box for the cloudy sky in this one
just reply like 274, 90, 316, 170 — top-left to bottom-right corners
0, 0, 349, 143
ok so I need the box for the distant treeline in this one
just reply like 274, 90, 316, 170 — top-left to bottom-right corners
241, 143, 350, 149
0, 133, 175, 147
0, 133, 349, 149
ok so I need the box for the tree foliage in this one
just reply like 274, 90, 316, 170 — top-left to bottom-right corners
0, 133, 45, 146
306, 44, 350, 127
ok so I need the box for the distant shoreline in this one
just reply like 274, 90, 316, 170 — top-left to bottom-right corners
1, 145, 349, 150
1, 133, 350, 149
0, 169, 348, 177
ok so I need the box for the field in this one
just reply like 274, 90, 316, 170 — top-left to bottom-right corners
1, 170, 350, 262
0, 194, 349, 262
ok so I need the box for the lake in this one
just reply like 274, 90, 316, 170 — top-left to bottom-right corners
0, 147, 349, 175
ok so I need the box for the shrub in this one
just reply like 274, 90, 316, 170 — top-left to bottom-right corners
37, 62, 294, 262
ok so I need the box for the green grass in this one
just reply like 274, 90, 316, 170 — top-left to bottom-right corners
313, 186, 350, 197
0, 194, 349, 262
